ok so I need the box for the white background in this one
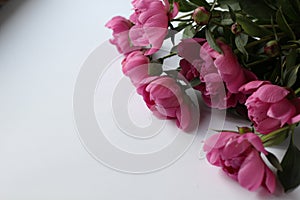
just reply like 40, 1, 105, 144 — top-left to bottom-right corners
0, 0, 299, 199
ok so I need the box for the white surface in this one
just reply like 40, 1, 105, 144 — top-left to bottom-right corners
0, 0, 299, 199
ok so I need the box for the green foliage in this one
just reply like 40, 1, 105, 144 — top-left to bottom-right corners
278, 134, 300, 192
205, 28, 223, 54
284, 64, 300, 88
218, 0, 241, 10
278, 0, 300, 22
266, 151, 283, 172
148, 62, 163, 76
237, 0, 276, 21
182, 25, 196, 39
235, 14, 272, 37
276, 8, 296, 40
175, 0, 197, 12
165, 0, 300, 193
189, 0, 210, 10
235, 33, 249, 60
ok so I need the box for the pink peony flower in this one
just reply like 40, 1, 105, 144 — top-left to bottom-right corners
240, 81, 300, 134
129, 0, 178, 55
137, 76, 197, 131
105, 16, 139, 55
179, 59, 201, 86
178, 38, 257, 109
122, 50, 150, 87
204, 131, 276, 193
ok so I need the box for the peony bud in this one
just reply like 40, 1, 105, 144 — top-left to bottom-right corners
264, 40, 280, 57
192, 7, 211, 25
231, 23, 242, 35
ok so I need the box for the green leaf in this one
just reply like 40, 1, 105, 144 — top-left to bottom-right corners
170, 45, 178, 54
176, 0, 197, 12
221, 18, 234, 26
165, 70, 179, 78
190, 77, 201, 87
218, 11, 234, 26
148, 62, 163, 76
205, 29, 223, 54
260, 126, 289, 147
235, 14, 272, 37
227, 5, 236, 22
263, 0, 279, 10
278, 0, 300, 22
266, 151, 283, 172
278, 136, 300, 192
284, 64, 300, 88
218, 0, 241, 11
188, 0, 210, 10
235, 33, 249, 61
289, 40, 300, 46
166, 22, 190, 42
173, 22, 190, 32
276, 8, 296, 40
182, 25, 196, 39
286, 49, 297, 70
237, 0, 276, 21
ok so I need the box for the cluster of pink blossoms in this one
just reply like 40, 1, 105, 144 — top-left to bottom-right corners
106, 0, 300, 194
107, 0, 197, 132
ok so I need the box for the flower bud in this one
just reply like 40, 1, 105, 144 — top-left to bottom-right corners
231, 23, 242, 35
192, 7, 210, 25
264, 40, 280, 57
238, 127, 252, 134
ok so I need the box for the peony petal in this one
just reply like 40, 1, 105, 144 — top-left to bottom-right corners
288, 114, 300, 124
292, 98, 300, 113
129, 25, 150, 46
264, 165, 276, 193
143, 14, 168, 28
221, 140, 251, 159
238, 133, 267, 155
147, 77, 182, 99
238, 150, 265, 191
203, 73, 224, 95
105, 16, 132, 33
255, 85, 289, 103
202, 42, 220, 59
256, 117, 281, 134
243, 69, 258, 82
175, 102, 198, 132
206, 151, 222, 166
204, 132, 238, 152
239, 81, 268, 94
163, 0, 170, 11
178, 38, 205, 63
267, 99, 296, 126
144, 26, 168, 55
156, 105, 177, 118
169, 2, 179, 19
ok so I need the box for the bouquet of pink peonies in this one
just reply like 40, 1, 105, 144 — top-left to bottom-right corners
106, 0, 300, 194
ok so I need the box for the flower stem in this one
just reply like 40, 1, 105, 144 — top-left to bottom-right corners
245, 33, 285, 49
281, 44, 298, 50
175, 13, 193, 20
246, 58, 270, 67
260, 126, 290, 143
210, 0, 218, 12
295, 88, 300, 95
171, 19, 193, 22
158, 52, 177, 62
291, 126, 295, 144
